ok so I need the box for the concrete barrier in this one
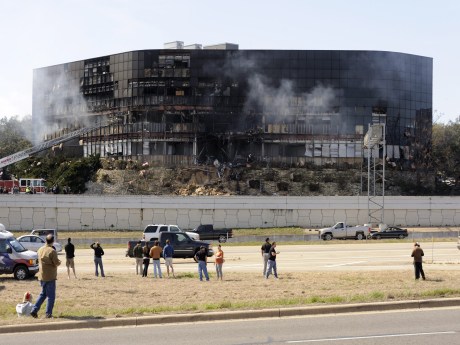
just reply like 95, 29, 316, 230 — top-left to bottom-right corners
2, 195, 460, 231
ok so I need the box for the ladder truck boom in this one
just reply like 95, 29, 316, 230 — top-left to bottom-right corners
0, 124, 107, 169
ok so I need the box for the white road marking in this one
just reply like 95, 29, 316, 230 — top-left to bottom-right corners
286, 331, 456, 343
324, 261, 366, 268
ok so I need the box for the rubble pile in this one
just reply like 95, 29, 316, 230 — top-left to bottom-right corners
87, 164, 432, 196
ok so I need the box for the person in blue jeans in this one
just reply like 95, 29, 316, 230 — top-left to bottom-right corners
31, 235, 61, 318
194, 246, 209, 281
90, 242, 105, 277
265, 242, 279, 279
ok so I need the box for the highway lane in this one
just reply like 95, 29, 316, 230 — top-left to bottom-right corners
59, 242, 460, 275
3, 307, 460, 344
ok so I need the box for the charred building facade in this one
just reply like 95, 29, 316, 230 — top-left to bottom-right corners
33, 45, 432, 169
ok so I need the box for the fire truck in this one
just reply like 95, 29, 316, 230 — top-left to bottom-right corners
0, 178, 46, 194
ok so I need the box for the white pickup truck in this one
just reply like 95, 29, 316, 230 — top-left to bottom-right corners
319, 222, 372, 241
142, 224, 199, 241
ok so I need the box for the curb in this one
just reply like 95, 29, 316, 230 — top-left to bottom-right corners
1, 298, 460, 334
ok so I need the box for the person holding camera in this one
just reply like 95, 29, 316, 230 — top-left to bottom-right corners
90, 242, 105, 277
265, 241, 279, 279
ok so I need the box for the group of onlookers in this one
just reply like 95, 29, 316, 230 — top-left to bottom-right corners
132, 240, 225, 281
17, 234, 427, 320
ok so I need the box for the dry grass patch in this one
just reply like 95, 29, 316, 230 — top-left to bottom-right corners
1, 270, 460, 325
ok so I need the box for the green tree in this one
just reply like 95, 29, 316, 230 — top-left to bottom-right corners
432, 119, 460, 177
0, 116, 32, 158
0, 116, 33, 178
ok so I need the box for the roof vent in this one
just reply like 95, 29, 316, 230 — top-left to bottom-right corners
163, 41, 184, 49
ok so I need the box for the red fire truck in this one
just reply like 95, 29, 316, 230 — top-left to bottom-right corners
0, 178, 46, 194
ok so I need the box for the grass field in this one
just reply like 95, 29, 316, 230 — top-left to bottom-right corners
2, 269, 460, 325
3, 228, 458, 325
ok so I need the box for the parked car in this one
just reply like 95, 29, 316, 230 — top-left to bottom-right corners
142, 224, 199, 241
369, 226, 408, 240
457, 235, 460, 250
188, 224, 233, 243
17, 235, 62, 252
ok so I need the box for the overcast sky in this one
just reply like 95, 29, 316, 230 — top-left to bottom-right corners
0, 0, 458, 123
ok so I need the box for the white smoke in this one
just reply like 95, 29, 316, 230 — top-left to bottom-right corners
245, 73, 340, 117
33, 66, 93, 144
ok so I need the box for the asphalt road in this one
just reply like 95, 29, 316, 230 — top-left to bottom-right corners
61, 242, 460, 275
2, 307, 459, 344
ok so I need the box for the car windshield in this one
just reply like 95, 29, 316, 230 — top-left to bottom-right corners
8, 238, 27, 252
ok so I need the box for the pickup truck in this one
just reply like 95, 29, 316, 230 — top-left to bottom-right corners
127, 232, 213, 261
319, 222, 372, 241
187, 224, 233, 243
142, 224, 199, 241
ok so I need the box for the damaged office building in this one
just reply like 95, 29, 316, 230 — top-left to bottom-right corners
32, 42, 432, 171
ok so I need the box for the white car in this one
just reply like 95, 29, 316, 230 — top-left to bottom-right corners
17, 235, 62, 252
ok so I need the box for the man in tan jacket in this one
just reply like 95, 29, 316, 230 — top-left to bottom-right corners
31, 235, 61, 318
149, 241, 162, 278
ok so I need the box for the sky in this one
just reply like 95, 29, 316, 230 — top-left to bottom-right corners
0, 0, 459, 123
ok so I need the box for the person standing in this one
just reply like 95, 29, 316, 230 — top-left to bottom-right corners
215, 244, 224, 280
133, 241, 143, 275
265, 241, 279, 279
90, 242, 105, 277
149, 240, 163, 278
64, 238, 77, 279
194, 246, 209, 281
261, 237, 272, 276
30, 235, 61, 318
411, 242, 426, 280
163, 239, 175, 278
142, 243, 150, 277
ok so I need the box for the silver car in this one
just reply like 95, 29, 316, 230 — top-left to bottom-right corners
17, 235, 62, 252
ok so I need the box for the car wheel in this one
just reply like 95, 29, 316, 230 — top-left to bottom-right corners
325, 233, 333, 241
219, 235, 227, 243
375, 235, 381, 240
356, 233, 364, 240
398, 234, 405, 239
14, 266, 29, 280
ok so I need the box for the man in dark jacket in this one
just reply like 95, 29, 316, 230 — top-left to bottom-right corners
64, 238, 77, 279
194, 246, 209, 281
90, 242, 105, 277
261, 237, 271, 276
133, 241, 143, 275
411, 242, 426, 280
